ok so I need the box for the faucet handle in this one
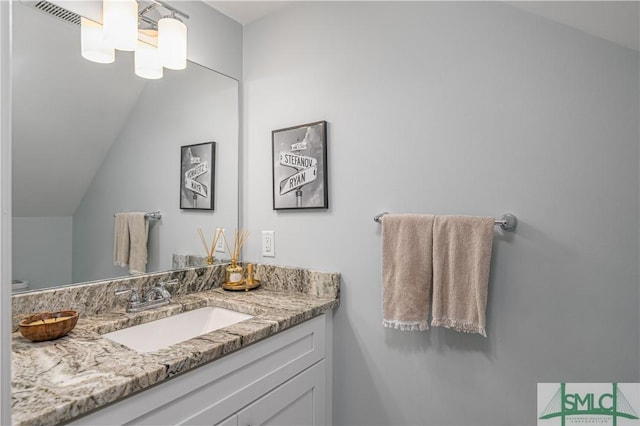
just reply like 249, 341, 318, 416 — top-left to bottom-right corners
115, 286, 140, 303
155, 283, 172, 299
158, 279, 178, 297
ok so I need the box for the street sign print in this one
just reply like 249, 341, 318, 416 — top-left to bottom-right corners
185, 161, 209, 198
271, 121, 328, 210
180, 142, 216, 210
279, 153, 317, 170
279, 166, 318, 195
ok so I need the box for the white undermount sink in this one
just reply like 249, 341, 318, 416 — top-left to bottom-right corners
103, 307, 254, 353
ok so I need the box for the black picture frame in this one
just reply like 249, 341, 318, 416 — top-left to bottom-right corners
272, 121, 328, 210
180, 142, 216, 210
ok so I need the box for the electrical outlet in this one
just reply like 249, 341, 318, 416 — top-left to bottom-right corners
262, 231, 275, 257
215, 228, 225, 253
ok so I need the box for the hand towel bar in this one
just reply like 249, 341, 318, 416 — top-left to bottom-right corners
113, 211, 162, 220
373, 212, 517, 231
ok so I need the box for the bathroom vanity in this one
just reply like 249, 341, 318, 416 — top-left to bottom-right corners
11, 264, 339, 426
69, 313, 329, 425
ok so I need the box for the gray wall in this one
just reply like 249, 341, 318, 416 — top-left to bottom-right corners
242, 2, 639, 425
12, 217, 72, 289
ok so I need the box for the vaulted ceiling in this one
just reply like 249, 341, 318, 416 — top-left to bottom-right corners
206, 1, 639, 51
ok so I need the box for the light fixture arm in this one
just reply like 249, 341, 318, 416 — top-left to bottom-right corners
140, 0, 189, 21
138, 14, 158, 30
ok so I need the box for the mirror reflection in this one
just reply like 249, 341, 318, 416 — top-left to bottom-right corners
11, 1, 239, 293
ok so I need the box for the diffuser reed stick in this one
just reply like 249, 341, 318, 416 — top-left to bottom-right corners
210, 229, 222, 255
225, 229, 250, 263
197, 227, 223, 264
198, 228, 210, 256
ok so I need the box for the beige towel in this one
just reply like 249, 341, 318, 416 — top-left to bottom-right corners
382, 214, 434, 331
113, 212, 149, 275
431, 215, 494, 337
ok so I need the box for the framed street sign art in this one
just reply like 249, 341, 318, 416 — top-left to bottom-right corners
272, 121, 328, 210
180, 142, 215, 210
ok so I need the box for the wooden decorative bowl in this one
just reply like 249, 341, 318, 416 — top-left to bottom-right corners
19, 310, 79, 342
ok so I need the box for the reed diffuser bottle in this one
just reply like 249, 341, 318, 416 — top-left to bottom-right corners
224, 229, 250, 285
225, 261, 243, 284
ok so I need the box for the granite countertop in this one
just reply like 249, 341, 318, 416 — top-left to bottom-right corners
12, 286, 338, 426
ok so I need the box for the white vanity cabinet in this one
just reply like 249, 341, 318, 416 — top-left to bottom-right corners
67, 314, 332, 426
216, 360, 325, 426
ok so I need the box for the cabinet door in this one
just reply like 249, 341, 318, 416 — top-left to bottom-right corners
237, 361, 326, 426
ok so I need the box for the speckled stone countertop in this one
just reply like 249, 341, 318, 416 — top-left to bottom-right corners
12, 264, 339, 426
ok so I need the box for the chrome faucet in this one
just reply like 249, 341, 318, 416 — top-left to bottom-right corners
115, 279, 177, 313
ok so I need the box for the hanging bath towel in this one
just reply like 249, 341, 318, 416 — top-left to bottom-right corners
114, 212, 149, 275
431, 215, 494, 337
382, 214, 434, 331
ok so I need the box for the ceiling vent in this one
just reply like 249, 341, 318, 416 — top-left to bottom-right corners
32, 0, 81, 26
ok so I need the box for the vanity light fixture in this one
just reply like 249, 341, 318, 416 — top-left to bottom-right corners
158, 13, 187, 70
102, 0, 138, 51
80, 17, 115, 64
135, 30, 163, 79
80, 0, 189, 80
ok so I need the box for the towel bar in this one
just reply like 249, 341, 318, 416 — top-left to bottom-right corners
113, 211, 162, 220
373, 212, 517, 231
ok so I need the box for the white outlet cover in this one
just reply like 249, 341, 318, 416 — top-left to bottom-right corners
262, 230, 275, 257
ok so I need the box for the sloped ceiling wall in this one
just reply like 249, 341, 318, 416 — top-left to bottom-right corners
207, 1, 639, 52
12, 1, 146, 217
507, 1, 639, 52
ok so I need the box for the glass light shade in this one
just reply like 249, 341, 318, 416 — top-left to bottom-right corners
103, 0, 138, 51
158, 17, 187, 70
80, 17, 115, 63
135, 33, 163, 80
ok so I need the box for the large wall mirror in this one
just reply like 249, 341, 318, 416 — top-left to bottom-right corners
11, 1, 239, 292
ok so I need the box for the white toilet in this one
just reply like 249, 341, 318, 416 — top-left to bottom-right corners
12, 279, 29, 292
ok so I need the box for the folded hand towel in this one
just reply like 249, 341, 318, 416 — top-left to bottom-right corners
382, 214, 435, 331
114, 213, 130, 269
114, 212, 149, 275
431, 215, 494, 337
